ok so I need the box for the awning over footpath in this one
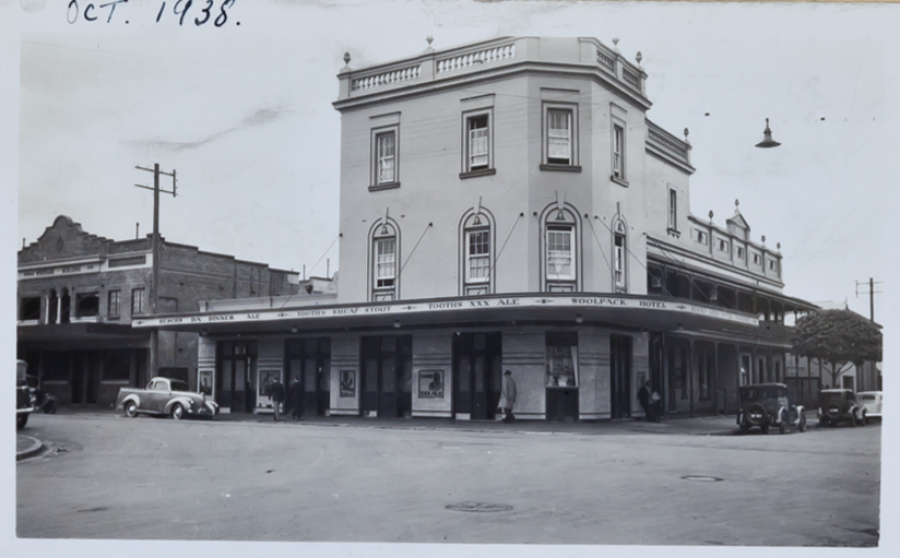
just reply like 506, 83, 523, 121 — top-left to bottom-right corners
17, 322, 150, 350
132, 293, 761, 336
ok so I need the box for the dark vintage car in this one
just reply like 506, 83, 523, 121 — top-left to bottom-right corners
736, 383, 807, 434
818, 389, 867, 427
16, 360, 37, 429
116, 377, 218, 420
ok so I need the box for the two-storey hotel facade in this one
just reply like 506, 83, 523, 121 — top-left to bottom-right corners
135, 37, 815, 421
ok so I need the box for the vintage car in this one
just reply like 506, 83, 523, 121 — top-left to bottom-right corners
116, 377, 218, 420
16, 360, 37, 429
818, 389, 867, 427
736, 383, 807, 434
856, 391, 883, 422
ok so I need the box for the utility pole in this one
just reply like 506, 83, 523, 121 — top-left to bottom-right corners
855, 278, 882, 322
135, 163, 177, 383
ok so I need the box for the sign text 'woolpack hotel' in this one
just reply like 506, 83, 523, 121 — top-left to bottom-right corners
134, 37, 817, 421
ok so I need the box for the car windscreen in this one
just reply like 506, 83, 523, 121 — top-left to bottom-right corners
170, 381, 190, 392
860, 394, 875, 401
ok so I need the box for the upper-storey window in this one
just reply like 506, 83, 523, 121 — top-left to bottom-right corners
668, 188, 677, 230
460, 209, 495, 296
542, 104, 579, 170
75, 292, 99, 318
131, 287, 145, 315
371, 222, 398, 301
108, 290, 120, 319
376, 131, 395, 183
612, 124, 625, 180
736, 246, 745, 261
614, 220, 627, 292
542, 206, 580, 292
769, 259, 779, 272
548, 109, 571, 164
718, 238, 729, 253
547, 226, 575, 281
462, 111, 494, 176
370, 125, 400, 190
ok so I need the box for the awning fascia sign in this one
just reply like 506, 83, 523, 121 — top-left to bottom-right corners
132, 294, 759, 329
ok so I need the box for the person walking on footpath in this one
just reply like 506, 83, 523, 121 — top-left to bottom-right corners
638, 379, 653, 421
287, 377, 304, 420
269, 377, 285, 422
498, 369, 517, 423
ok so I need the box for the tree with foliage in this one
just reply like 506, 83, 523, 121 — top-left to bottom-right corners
791, 309, 882, 389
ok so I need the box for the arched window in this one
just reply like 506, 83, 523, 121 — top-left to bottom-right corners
613, 218, 627, 293
541, 204, 581, 292
459, 209, 495, 296
370, 220, 399, 301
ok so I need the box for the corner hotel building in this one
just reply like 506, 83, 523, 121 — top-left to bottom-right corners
135, 37, 817, 421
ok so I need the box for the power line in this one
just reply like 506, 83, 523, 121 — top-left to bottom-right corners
134, 163, 177, 382
855, 277, 883, 322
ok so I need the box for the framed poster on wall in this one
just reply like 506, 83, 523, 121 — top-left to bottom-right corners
339, 370, 356, 397
418, 370, 444, 398
198, 369, 213, 396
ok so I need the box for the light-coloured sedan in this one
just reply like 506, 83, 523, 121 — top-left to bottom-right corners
857, 391, 883, 422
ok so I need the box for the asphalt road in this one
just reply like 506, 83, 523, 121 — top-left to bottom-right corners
16, 412, 881, 547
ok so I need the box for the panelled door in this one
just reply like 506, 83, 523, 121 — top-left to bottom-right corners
452, 333, 502, 420
286, 338, 331, 416
217, 341, 258, 413
610, 334, 632, 419
360, 335, 412, 418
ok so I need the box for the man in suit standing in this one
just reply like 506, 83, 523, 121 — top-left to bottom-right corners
499, 370, 517, 423
288, 377, 304, 420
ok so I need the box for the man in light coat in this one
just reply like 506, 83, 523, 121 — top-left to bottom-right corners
499, 369, 517, 423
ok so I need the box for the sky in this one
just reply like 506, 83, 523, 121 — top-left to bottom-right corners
2, 0, 899, 557
7, 0, 899, 322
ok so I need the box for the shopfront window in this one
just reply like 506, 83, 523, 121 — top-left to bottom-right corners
546, 332, 578, 388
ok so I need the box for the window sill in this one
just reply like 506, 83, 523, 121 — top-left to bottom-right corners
610, 175, 629, 187
667, 227, 681, 238
368, 182, 401, 192
540, 164, 582, 173
459, 168, 496, 180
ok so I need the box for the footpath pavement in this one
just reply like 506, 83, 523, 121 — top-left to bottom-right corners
17, 407, 750, 460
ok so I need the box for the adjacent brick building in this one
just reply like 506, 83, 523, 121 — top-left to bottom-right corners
16, 215, 300, 408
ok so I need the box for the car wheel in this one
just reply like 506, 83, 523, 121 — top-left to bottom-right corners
798, 413, 807, 432
861, 411, 867, 426
171, 403, 185, 421
124, 402, 138, 418
738, 421, 750, 434
850, 413, 857, 427
17, 414, 28, 429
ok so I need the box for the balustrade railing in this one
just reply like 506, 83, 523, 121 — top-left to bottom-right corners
351, 65, 422, 92
437, 44, 516, 74
622, 67, 641, 89
596, 48, 616, 72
